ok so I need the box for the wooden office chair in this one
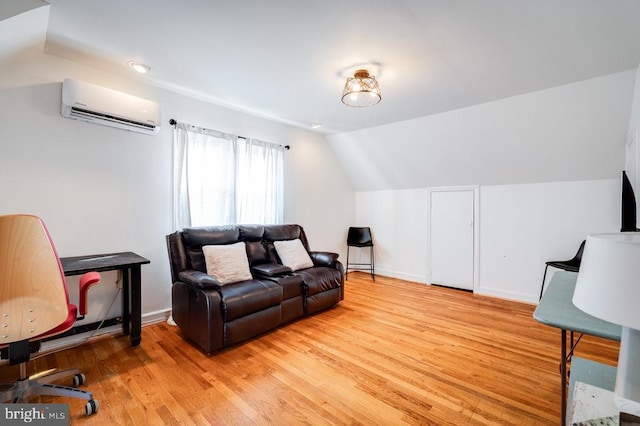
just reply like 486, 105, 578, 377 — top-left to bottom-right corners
539, 240, 585, 300
345, 227, 375, 281
0, 214, 100, 415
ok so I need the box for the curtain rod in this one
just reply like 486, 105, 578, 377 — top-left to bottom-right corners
169, 119, 290, 150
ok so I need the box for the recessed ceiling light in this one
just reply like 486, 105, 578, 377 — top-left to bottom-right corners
311, 123, 323, 129
128, 61, 150, 74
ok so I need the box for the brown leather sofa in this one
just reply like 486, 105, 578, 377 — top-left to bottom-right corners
166, 224, 344, 354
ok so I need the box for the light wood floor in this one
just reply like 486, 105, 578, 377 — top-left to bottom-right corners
1, 272, 618, 425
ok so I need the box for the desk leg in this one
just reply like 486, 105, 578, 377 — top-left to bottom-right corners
122, 268, 130, 336
561, 329, 567, 426
129, 265, 142, 346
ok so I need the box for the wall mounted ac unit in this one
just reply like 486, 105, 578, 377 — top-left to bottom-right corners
61, 78, 160, 135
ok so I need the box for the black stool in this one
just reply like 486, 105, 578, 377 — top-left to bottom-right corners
346, 227, 375, 281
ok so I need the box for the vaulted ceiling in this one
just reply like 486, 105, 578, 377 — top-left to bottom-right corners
5, 0, 640, 135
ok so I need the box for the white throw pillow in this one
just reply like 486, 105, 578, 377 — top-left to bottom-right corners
202, 242, 252, 285
274, 239, 314, 271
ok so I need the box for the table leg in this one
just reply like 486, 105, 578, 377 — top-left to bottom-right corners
130, 265, 142, 346
561, 329, 567, 426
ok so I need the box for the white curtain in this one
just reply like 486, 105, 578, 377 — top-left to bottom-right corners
236, 138, 284, 224
172, 123, 284, 230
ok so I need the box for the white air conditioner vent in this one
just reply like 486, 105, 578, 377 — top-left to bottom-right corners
61, 78, 160, 135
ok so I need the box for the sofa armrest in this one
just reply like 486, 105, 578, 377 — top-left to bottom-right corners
178, 270, 222, 289
252, 263, 293, 277
309, 251, 339, 268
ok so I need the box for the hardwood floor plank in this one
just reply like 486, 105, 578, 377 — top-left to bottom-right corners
0, 272, 618, 424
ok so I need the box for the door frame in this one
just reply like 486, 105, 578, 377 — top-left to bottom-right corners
426, 186, 480, 292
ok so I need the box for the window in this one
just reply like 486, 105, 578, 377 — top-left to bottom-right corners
172, 123, 284, 229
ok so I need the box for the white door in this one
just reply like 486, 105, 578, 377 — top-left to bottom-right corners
429, 189, 475, 290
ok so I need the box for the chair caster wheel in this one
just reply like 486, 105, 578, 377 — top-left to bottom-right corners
73, 373, 86, 387
85, 399, 98, 416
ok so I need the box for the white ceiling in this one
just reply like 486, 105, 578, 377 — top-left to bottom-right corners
40, 0, 640, 134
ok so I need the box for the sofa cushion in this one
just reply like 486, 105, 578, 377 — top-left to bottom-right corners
219, 279, 282, 321
274, 239, 314, 271
203, 242, 252, 285
263, 224, 303, 242
271, 274, 304, 300
294, 267, 342, 296
184, 225, 240, 245
245, 241, 269, 266
183, 226, 241, 272
238, 225, 265, 241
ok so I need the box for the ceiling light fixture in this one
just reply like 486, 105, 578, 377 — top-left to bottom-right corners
128, 61, 150, 74
311, 123, 323, 129
341, 69, 381, 107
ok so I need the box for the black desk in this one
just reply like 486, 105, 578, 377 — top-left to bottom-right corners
60, 251, 150, 346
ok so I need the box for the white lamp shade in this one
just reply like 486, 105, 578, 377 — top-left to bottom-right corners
573, 233, 640, 329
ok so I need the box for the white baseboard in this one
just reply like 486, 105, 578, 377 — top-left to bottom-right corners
142, 308, 172, 326
27, 308, 173, 360
347, 270, 537, 305
347, 269, 428, 285
476, 287, 538, 304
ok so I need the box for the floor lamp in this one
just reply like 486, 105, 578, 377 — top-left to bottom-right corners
573, 233, 640, 417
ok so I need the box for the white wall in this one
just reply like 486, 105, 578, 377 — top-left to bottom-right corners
479, 179, 618, 302
354, 180, 618, 303
329, 71, 635, 191
629, 63, 640, 140
342, 72, 635, 303
626, 63, 640, 210
284, 132, 354, 255
355, 189, 429, 283
0, 44, 354, 326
